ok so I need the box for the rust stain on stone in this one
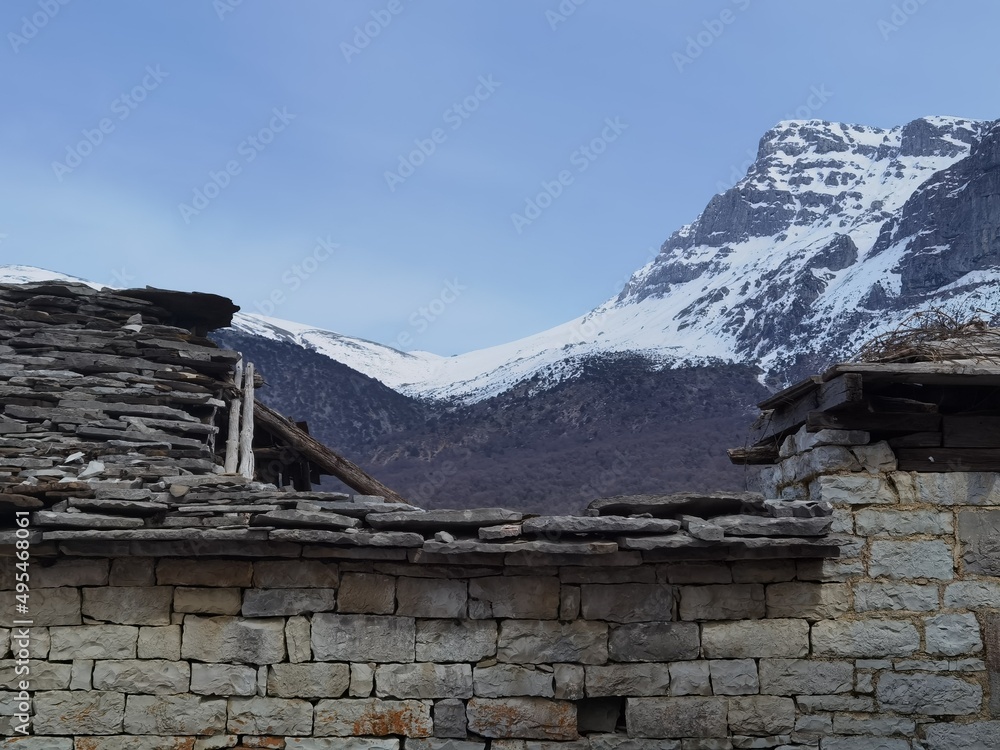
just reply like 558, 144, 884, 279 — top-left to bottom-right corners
351, 704, 431, 737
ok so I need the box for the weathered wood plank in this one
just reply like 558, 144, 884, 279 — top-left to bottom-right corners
887, 432, 942, 448
727, 444, 780, 465
757, 375, 821, 410
807, 410, 942, 433
942, 416, 1000, 448
754, 373, 864, 445
822, 361, 1000, 386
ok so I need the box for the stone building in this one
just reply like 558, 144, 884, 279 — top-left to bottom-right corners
0, 281, 998, 749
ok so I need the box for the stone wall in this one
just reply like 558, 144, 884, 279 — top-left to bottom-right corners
0, 429, 998, 748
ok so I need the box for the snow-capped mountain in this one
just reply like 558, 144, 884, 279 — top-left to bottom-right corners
233, 115, 1000, 399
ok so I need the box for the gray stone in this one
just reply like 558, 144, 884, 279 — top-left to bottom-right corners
181, 615, 286, 664
726, 695, 794, 734
469, 576, 560, 619
762, 498, 833, 518
269, 663, 350, 698
313, 614, 414, 662
820, 739, 908, 750
663, 563, 732, 584
924, 720, 1000, 750
868, 540, 954, 580
285, 741, 401, 749
904, 471, 1000, 506
853, 582, 938, 611
554, 663, 585, 700
831, 714, 915, 736
110, 557, 155, 586
0, 659, 71, 690
609, 622, 699, 662
367, 508, 522, 530
30, 558, 109, 587
69, 659, 92, 690
497, 620, 607, 665
313, 698, 432, 737
679, 584, 765, 621
855, 509, 952, 536
580, 584, 674, 623
701, 620, 808, 659
625, 697, 727, 739
253, 508, 359, 529
809, 474, 896, 505
416, 620, 497, 663
49, 624, 137, 660
561, 585, 581, 620
587, 491, 759, 518
397, 577, 467, 618
758, 659, 852, 695
474, 664, 553, 697
253, 560, 338, 587
524, 515, 681, 535
173, 586, 241, 615
712, 515, 830, 537
227, 695, 313, 735
925, 612, 983, 656
796, 557, 865, 583
764, 582, 849, 620
287, 615, 311, 662
796, 694, 874, 711
589, 737, 682, 750
375, 663, 473, 699
406, 742, 485, 750
273, 529, 424, 548
466, 697, 577, 740
156, 559, 252, 586
850, 441, 897, 472
479, 524, 522, 540
33, 690, 125, 735
945, 581, 1000, 608
190, 663, 257, 696
876, 673, 981, 714
242, 588, 337, 617
136, 625, 180, 661
34, 510, 144, 529
959, 509, 1000, 576
812, 620, 919, 658
0, 588, 79, 626
433, 697, 468, 738
669, 661, 711, 696
92, 659, 189, 694
351, 662, 375, 697
682, 516, 724, 542
585, 664, 670, 697
338, 573, 396, 614
708, 660, 758, 696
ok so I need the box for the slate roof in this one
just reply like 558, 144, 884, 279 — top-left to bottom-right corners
0, 281, 838, 562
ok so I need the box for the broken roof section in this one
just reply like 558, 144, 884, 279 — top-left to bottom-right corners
0, 280, 838, 561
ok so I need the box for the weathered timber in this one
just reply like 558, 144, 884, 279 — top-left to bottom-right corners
887, 432, 943, 448
238, 361, 256, 479
896, 447, 1000, 472
942, 416, 1000, 448
806, 410, 942, 433
727, 444, 781, 465
754, 373, 864, 445
822, 360, 1000, 386
224, 359, 242, 474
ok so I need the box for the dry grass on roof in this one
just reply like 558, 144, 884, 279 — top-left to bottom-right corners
854, 309, 1000, 365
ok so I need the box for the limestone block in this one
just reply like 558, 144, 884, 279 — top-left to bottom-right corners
174, 587, 241, 615
416, 620, 497, 663
924, 612, 983, 656
764, 582, 849, 620
181, 616, 286, 664
124, 694, 227, 735
580, 584, 674, 623
562, 566, 657, 584
109, 557, 155, 586
0, 588, 79, 626
69, 659, 91, 690
242, 588, 337, 617
285, 739, 400, 749
155, 559, 252, 587
466, 697, 577, 740
855, 509, 952, 536
945, 581, 1000, 608
137, 625, 181, 660
190, 663, 257, 696
406, 741, 485, 750
668, 661, 711, 696
809, 474, 896, 505
850, 441, 896, 472
662, 563, 732, 585
32, 558, 108, 587
75, 738, 204, 750
554, 663, 585, 700
312, 614, 414, 662
498, 621, 607, 665
474, 664, 553, 697
908, 471, 1000, 505
286, 615, 311, 663
92, 659, 189, 694
253, 560, 337, 588
868, 540, 953, 580
0, 659, 71, 690
585, 664, 670, 697
831, 714, 915, 736
609, 622, 699, 662
820, 739, 909, 750
853, 582, 938, 612
338, 573, 396, 614
396, 578, 467, 618
958, 509, 1000, 576
589, 737, 681, 750
758, 659, 852, 695
0, 737, 74, 750
33, 690, 125, 735
796, 557, 865, 583
313, 698, 432, 737
81, 587, 172, 625
812, 620, 919, 658
376, 663, 473, 699
924, 721, 1000, 749
876, 673, 981, 715
701, 620, 808, 659
227, 696, 313, 735
49, 625, 137, 660
679, 585, 764, 621
727, 695, 794, 735
433, 697, 467, 738
560, 585, 581, 620
469, 576, 560, 619
730, 560, 796, 584
351, 663, 375, 697
708, 660, 758, 696
625, 697, 727, 739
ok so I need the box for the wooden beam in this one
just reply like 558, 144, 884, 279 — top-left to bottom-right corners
822, 361, 1000, 386
943, 416, 1000, 448
238, 362, 255, 479
253, 400, 411, 506
807, 410, 941, 433
727, 445, 780, 465
887, 432, 942, 448
223, 359, 242, 474
896, 448, 1000, 472
757, 375, 821, 410
754, 373, 864, 445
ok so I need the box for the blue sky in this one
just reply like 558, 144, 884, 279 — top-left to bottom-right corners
3, 0, 998, 354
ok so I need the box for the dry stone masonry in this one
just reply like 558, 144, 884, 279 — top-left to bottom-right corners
0, 282, 998, 748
